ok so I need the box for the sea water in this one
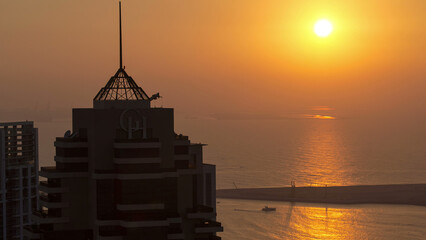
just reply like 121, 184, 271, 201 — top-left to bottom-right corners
35, 117, 426, 239
217, 199, 426, 240
175, 117, 426, 189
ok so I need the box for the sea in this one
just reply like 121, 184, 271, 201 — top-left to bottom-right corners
35, 116, 426, 240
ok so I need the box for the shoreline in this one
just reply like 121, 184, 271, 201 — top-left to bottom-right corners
216, 184, 426, 206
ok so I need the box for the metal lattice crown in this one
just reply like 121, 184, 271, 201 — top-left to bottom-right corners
94, 2, 160, 103
93, 68, 150, 101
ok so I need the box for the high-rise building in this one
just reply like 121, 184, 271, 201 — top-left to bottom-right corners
1, 121, 39, 240
24, 2, 222, 240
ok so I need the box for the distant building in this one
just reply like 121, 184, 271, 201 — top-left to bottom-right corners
24, 2, 222, 240
0, 121, 39, 240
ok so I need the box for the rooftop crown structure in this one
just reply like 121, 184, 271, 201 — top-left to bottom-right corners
93, 68, 150, 102
93, 1, 159, 110
25, 2, 222, 240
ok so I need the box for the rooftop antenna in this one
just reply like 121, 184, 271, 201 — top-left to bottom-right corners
119, 1, 123, 69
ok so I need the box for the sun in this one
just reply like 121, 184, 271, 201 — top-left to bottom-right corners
314, 19, 333, 37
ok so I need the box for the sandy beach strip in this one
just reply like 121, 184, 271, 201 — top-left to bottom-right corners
216, 184, 426, 206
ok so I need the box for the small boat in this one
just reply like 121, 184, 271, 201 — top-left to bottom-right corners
262, 206, 276, 212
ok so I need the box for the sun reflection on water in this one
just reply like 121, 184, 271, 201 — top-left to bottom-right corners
306, 114, 337, 119
292, 121, 353, 186
271, 203, 365, 240
289, 207, 350, 239
218, 199, 426, 240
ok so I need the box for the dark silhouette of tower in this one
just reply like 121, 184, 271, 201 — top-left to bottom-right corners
1, 121, 39, 240
24, 2, 222, 239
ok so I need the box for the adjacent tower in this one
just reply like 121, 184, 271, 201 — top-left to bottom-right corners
25, 2, 222, 240
1, 121, 39, 240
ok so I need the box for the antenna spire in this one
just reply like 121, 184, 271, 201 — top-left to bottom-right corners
119, 1, 123, 69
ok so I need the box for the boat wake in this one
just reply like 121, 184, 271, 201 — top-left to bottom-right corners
234, 208, 260, 213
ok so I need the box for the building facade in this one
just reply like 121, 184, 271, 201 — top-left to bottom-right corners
25, 2, 222, 238
1, 121, 39, 240
25, 68, 222, 240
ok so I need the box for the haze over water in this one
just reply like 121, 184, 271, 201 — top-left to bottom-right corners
35, 117, 426, 189
177, 117, 426, 189
34, 116, 426, 239
2, 0, 426, 239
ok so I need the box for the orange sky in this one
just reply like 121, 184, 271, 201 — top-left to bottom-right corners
1, 0, 425, 119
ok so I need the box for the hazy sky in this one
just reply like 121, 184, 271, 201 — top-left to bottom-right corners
1, 0, 425, 119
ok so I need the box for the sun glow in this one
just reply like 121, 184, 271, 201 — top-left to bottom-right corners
314, 115, 336, 120
306, 115, 336, 120
314, 19, 333, 37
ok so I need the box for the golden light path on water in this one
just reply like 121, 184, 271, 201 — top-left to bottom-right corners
218, 199, 426, 240
32, 115, 426, 240
292, 120, 352, 186
280, 206, 357, 239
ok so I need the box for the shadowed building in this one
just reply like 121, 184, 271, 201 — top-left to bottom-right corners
1, 121, 39, 240
24, 2, 222, 240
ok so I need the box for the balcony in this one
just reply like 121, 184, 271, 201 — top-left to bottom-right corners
56, 137, 87, 142
96, 219, 169, 228
113, 157, 161, 164
54, 140, 88, 148
114, 138, 159, 143
39, 166, 89, 178
23, 225, 41, 239
99, 236, 123, 240
113, 142, 161, 149
40, 180, 60, 187
39, 193, 69, 208
117, 203, 165, 211
97, 212, 181, 228
39, 181, 68, 193
174, 154, 191, 161
93, 169, 177, 180
167, 227, 184, 240
195, 236, 221, 240
195, 220, 223, 234
55, 156, 89, 163
98, 225, 125, 240
187, 205, 215, 219
168, 234, 184, 239
32, 210, 69, 224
